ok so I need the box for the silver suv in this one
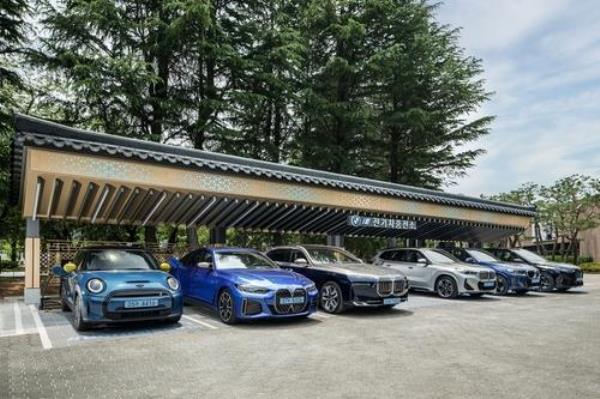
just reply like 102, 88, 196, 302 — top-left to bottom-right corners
372, 248, 497, 298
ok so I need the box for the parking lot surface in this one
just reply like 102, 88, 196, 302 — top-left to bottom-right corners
2, 275, 600, 399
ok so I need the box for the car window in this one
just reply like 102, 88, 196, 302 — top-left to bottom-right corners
290, 250, 308, 263
268, 249, 290, 262
448, 248, 467, 261
491, 249, 514, 262
181, 250, 203, 266
82, 250, 157, 271
378, 250, 396, 261
215, 251, 279, 270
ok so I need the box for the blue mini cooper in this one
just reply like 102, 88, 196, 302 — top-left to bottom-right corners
52, 246, 183, 331
169, 247, 319, 324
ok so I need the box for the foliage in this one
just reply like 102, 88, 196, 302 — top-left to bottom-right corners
490, 175, 600, 263
579, 262, 600, 274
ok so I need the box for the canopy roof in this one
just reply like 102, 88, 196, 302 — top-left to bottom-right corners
11, 114, 535, 242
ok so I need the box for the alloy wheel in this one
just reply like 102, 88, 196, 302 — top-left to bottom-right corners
437, 277, 457, 299
320, 283, 340, 313
495, 275, 509, 295
218, 291, 234, 322
540, 273, 555, 292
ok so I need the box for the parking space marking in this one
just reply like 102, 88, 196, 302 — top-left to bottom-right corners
182, 314, 219, 330
13, 301, 24, 335
29, 305, 53, 350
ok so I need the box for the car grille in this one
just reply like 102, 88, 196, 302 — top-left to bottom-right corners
109, 289, 170, 298
393, 279, 405, 294
377, 280, 393, 296
273, 288, 307, 314
479, 271, 495, 280
576, 271, 583, 278
105, 309, 171, 320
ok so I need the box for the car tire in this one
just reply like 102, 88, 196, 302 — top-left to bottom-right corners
217, 289, 237, 324
540, 272, 555, 292
436, 276, 458, 299
72, 295, 90, 331
320, 281, 345, 314
495, 275, 510, 295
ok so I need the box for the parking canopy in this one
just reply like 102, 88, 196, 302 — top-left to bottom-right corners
11, 114, 535, 242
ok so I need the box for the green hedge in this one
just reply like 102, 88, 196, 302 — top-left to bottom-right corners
580, 262, 600, 273
0, 261, 20, 270
544, 255, 594, 265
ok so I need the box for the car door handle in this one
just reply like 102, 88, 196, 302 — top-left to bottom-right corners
408, 266, 414, 269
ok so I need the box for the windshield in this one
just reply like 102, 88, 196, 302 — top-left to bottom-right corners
467, 249, 499, 263
215, 251, 279, 270
422, 249, 460, 264
513, 249, 547, 263
84, 250, 157, 271
305, 247, 361, 264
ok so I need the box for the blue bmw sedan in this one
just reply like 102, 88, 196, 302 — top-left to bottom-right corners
53, 246, 183, 331
169, 247, 319, 324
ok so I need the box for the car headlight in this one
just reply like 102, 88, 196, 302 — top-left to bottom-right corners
306, 283, 317, 291
455, 268, 477, 275
237, 284, 270, 294
167, 277, 180, 291
87, 278, 105, 294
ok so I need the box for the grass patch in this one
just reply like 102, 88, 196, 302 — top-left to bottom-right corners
580, 262, 600, 273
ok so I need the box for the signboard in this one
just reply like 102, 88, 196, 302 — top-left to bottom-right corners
347, 215, 417, 230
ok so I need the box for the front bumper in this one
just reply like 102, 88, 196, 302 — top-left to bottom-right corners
233, 288, 319, 320
83, 290, 184, 324
509, 274, 540, 291
556, 272, 584, 289
459, 277, 496, 294
348, 282, 409, 308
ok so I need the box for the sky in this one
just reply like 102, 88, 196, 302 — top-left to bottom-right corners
436, 0, 600, 197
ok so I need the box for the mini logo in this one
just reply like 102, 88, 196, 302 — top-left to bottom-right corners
135, 283, 144, 288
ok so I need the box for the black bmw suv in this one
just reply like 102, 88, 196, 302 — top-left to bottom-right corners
487, 248, 583, 292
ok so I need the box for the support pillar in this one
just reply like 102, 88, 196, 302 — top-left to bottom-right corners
210, 226, 227, 246
24, 218, 41, 305
327, 234, 344, 248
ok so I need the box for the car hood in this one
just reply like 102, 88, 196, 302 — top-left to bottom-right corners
220, 269, 313, 287
80, 270, 173, 291
533, 261, 581, 273
483, 261, 535, 273
436, 262, 494, 273
313, 262, 406, 280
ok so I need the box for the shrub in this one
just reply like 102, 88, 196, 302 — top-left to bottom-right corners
580, 262, 600, 273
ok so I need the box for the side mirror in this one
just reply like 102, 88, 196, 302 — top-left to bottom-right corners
417, 258, 428, 265
465, 257, 476, 264
51, 264, 65, 276
159, 262, 171, 272
293, 258, 308, 265
63, 262, 77, 274
197, 261, 213, 269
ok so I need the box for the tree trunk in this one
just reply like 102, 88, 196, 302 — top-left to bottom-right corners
10, 239, 18, 263
186, 227, 199, 250
168, 227, 178, 245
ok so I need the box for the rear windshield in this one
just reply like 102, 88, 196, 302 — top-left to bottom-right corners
82, 250, 157, 271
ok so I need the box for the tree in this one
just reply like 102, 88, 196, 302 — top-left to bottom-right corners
363, 0, 492, 188
541, 175, 600, 263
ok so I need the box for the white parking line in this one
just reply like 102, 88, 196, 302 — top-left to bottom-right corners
29, 305, 53, 350
13, 302, 23, 335
182, 315, 219, 330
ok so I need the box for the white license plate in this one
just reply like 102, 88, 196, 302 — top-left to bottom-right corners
279, 297, 305, 305
483, 282, 495, 288
124, 299, 159, 309
383, 297, 401, 305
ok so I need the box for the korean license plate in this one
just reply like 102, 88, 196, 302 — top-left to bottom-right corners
279, 297, 305, 305
124, 299, 159, 309
383, 297, 401, 305
483, 282, 495, 288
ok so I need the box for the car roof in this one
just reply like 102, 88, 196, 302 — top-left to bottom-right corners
78, 245, 148, 252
